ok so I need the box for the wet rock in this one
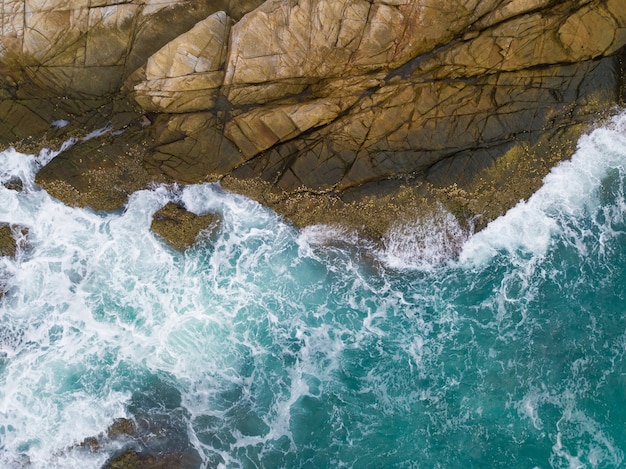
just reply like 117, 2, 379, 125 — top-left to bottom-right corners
77, 374, 204, 469
92, 416, 202, 469
35, 121, 162, 211
104, 449, 202, 469
2, 0, 626, 235
79, 414, 203, 469
151, 202, 219, 250
0, 225, 16, 259
0, 223, 28, 297
2, 176, 23, 192
0, 223, 28, 258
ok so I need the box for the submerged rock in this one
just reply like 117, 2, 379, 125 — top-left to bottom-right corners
79, 416, 203, 469
104, 449, 202, 469
2, 176, 23, 192
2, 0, 626, 234
78, 374, 204, 469
150, 202, 220, 250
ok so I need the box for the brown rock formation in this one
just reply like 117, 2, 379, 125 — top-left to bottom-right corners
79, 417, 203, 469
151, 202, 219, 250
0, 224, 17, 259
2, 0, 626, 237
0, 223, 27, 258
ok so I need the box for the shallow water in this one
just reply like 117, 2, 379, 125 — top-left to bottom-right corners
1, 112, 626, 468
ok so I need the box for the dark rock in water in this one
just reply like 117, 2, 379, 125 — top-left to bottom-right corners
79, 418, 138, 452
104, 449, 202, 469
106, 418, 137, 440
78, 374, 204, 469
151, 202, 219, 250
82, 414, 203, 469
0, 224, 16, 259
3, 176, 23, 192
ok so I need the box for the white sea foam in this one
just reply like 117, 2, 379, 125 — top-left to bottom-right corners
298, 224, 364, 248
460, 111, 626, 265
50, 119, 70, 129
0, 147, 196, 467
376, 203, 469, 270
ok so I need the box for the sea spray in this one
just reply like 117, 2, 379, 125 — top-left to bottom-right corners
0, 111, 625, 467
377, 202, 469, 270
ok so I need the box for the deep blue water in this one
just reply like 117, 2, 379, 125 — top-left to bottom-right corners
1, 112, 626, 468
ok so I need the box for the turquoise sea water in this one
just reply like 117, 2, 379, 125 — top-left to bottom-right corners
1, 111, 626, 468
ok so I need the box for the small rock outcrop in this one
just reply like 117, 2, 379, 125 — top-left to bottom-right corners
77, 373, 204, 468
0, 224, 17, 259
0, 223, 27, 258
0, 223, 28, 297
80, 418, 202, 469
2, 0, 626, 235
150, 202, 219, 250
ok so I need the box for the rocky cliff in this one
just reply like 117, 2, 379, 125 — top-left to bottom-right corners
2, 0, 626, 239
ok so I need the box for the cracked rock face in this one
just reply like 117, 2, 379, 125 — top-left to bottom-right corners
2, 0, 626, 235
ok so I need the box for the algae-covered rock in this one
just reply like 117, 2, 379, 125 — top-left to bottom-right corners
79, 416, 203, 469
150, 202, 219, 250
104, 449, 202, 469
35, 118, 161, 211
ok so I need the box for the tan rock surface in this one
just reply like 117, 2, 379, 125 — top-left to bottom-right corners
133, 11, 233, 113
224, 99, 343, 158
145, 11, 231, 80
222, 0, 503, 104
2, 0, 626, 239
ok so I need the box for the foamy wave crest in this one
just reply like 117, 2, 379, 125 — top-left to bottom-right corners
298, 224, 368, 253
0, 148, 38, 192
460, 111, 626, 265
376, 203, 468, 270
297, 205, 468, 271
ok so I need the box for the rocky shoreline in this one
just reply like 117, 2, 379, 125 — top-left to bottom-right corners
1, 3, 626, 465
1, 0, 626, 248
